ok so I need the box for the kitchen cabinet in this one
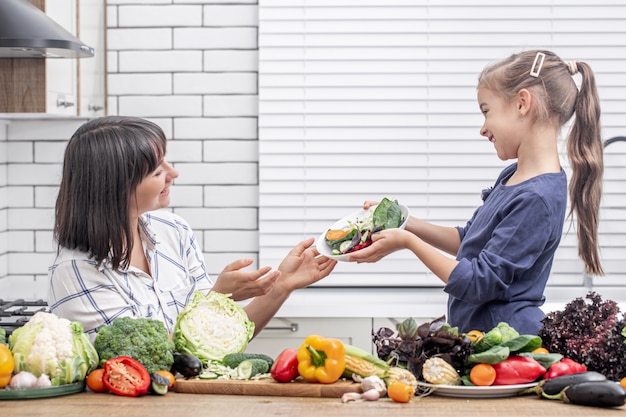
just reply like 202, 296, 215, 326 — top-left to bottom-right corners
245, 317, 373, 359
0, 0, 106, 116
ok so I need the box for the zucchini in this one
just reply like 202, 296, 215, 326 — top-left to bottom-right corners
236, 359, 270, 379
562, 380, 626, 408
222, 353, 274, 369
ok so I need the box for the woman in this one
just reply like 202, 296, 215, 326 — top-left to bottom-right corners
48, 116, 337, 338
350, 50, 604, 334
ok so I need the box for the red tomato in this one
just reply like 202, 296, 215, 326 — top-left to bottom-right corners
102, 356, 151, 397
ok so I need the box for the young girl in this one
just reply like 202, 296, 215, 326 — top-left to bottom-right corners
350, 50, 604, 334
48, 116, 336, 338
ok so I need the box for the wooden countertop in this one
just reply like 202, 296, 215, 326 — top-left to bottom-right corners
2, 391, 624, 417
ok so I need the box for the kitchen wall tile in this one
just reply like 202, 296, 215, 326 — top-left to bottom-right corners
118, 51, 203, 72
203, 251, 258, 278
8, 164, 62, 186
174, 73, 257, 95
204, 95, 258, 117
204, 50, 258, 72
6, 187, 33, 208
7, 120, 83, 141
174, 28, 257, 49
118, 5, 202, 27
35, 142, 67, 164
174, 118, 257, 139
176, 207, 257, 229
118, 96, 203, 117
204, 185, 259, 207
8, 253, 50, 275
107, 51, 118, 73
6, 231, 34, 252
178, 0, 257, 4
203, 230, 259, 252
35, 231, 55, 253
35, 186, 59, 209
109, 0, 171, 4
204, 140, 258, 162
0, 236, 6, 259
175, 162, 257, 185
170, 185, 204, 207
7, 142, 33, 163
7, 208, 54, 231
108, 73, 173, 95
166, 140, 203, 162
203, 5, 258, 27
108, 28, 172, 50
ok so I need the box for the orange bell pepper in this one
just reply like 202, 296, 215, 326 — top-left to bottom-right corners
297, 335, 345, 384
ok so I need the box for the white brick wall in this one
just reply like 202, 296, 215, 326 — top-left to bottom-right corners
0, 1, 260, 299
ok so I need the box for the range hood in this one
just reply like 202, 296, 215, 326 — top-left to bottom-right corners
0, 0, 93, 58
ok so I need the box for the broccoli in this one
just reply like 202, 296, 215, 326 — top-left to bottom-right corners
94, 317, 175, 373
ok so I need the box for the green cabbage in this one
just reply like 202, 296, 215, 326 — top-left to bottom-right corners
173, 291, 254, 364
8, 312, 98, 386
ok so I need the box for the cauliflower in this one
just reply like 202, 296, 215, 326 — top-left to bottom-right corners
8, 312, 98, 386
94, 317, 175, 373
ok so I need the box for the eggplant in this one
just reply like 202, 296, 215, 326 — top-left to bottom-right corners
171, 353, 202, 378
562, 380, 626, 408
538, 371, 607, 397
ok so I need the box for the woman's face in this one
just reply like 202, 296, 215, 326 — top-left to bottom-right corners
132, 158, 179, 216
477, 86, 522, 161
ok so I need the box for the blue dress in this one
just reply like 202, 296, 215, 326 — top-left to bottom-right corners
444, 163, 567, 334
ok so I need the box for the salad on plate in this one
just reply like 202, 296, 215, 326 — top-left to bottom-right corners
318, 198, 408, 261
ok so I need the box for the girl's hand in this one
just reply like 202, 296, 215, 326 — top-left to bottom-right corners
349, 228, 410, 263
277, 237, 337, 292
213, 259, 281, 301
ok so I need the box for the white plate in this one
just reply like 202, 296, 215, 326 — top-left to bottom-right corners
416, 381, 538, 398
316, 204, 409, 262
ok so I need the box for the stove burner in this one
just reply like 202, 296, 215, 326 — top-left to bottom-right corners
0, 299, 49, 337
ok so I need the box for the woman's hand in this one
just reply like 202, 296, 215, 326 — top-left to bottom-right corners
276, 237, 337, 292
212, 259, 281, 301
348, 228, 410, 263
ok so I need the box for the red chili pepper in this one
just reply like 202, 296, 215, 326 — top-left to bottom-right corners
270, 348, 300, 383
492, 355, 546, 385
544, 358, 587, 380
102, 356, 151, 397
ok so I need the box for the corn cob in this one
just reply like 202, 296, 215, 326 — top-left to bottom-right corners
384, 366, 418, 391
343, 344, 389, 378
421, 357, 462, 385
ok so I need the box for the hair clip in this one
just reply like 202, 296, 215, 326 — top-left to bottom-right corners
529, 52, 545, 78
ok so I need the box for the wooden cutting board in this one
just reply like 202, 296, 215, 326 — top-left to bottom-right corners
174, 377, 362, 398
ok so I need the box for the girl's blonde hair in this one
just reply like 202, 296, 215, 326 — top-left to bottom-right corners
478, 50, 604, 276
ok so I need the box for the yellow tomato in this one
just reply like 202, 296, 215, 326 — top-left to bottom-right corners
532, 347, 550, 354
0, 344, 15, 388
465, 330, 484, 344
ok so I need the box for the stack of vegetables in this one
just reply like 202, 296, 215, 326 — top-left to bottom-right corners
0, 311, 98, 390
373, 314, 626, 408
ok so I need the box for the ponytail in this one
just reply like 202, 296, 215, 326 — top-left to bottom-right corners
566, 61, 604, 276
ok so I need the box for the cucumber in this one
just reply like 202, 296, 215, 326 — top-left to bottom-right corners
236, 359, 270, 379
222, 353, 274, 369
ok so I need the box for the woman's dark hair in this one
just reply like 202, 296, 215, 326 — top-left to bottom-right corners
478, 50, 604, 276
54, 116, 167, 270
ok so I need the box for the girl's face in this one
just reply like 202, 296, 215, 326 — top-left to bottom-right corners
477, 86, 523, 161
132, 158, 179, 216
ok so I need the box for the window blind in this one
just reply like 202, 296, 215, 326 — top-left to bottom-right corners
258, 0, 626, 288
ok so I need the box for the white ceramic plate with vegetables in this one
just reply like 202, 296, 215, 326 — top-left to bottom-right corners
416, 381, 537, 398
316, 199, 409, 262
